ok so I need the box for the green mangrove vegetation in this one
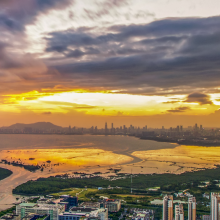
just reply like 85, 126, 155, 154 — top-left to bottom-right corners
0, 167, 12, 181
13, 166, 220, 195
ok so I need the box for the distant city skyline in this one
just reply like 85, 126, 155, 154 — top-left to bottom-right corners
0, 121, 207, 130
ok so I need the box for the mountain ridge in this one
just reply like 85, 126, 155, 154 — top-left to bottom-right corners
1, 122, 64, 130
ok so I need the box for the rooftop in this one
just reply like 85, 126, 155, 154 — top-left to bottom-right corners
70, 207, 96, 213
19, 203, 36, 207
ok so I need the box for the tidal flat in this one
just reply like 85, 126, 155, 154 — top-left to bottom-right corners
0, 134, 220, 175
1, 134, 220, 209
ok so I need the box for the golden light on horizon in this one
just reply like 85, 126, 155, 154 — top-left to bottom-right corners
1, 90, 220, 117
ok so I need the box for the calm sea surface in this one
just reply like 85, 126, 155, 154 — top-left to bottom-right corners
0, 134, 176, 174
0, 134, 174, 152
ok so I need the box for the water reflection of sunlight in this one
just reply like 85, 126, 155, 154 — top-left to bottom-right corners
2, 145, 220, 175
0, 149, 132, 172
132, 145, 220, 171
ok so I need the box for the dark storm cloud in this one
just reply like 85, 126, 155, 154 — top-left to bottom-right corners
83, 0, 129, 21
0, 0, 73, 32
0, 0, 74, 94
184, 93, 213, 105
109, 16, 220, 37
0, 14, 24, 31
45, 32, 100, 53
46, 16, 220, 51
167, 107, 191, 113
1, 8, 220, 96
44, 16, 220, 93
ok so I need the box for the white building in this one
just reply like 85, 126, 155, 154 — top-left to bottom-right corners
58, 207, 108, 220
102, 199, 121, 212
211, 193, 220, 220
163, 195, 173, 220
16, 203, 64, 220
203, 215, 210, 220
188, 197, 196, 220
175, 204, 184, 220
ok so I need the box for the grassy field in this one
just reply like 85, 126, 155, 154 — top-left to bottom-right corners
51, 188, 99, 201
50, 187, 158, 205
111, 194, 149, 198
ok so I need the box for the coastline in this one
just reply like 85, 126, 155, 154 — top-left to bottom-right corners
12, 165, 220, 196
140, 136, 220, 146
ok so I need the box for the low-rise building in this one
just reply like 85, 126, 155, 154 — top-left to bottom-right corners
59, 196, 78, 210
101, 199, 121, 212
202, 194, 210, 200
37, 198, 51, 204
16, 203, 64, 220
202, 215, 210, 220
129, 208, 154, 220
58, 207, 108, 220
79, 202, 100, 209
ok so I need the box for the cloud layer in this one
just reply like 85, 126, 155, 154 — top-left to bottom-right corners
43, 16, 220, 94
0, 1, 220, 99
184, 93, 213, 105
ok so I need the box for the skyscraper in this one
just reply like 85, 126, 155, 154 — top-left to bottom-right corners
175, 204, 184, 220
195, 123, 198, 130
188, 197, 196, 220
177, 125, 180, 132
163, 195, 173, 220
111, 123, 114, 134
211, 193, 220, 220
123, 125, 127, 134
105, 122, 108, 134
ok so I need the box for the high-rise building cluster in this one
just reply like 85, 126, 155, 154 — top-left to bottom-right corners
163, 196, 196, 220
102, 122, 147, 135
163, 193, 220, 220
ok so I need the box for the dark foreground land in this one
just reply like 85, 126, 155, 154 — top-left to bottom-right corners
13, 166, 220, 195
0, 167, 12, 181
0, 207, 15, 218
13, 167, 220, 220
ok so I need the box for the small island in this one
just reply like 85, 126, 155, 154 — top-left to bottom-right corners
0, 167, 13, 181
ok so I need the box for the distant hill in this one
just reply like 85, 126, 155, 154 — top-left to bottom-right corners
1, 122, 63, 130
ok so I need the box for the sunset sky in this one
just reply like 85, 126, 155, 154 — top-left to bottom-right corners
0, 0, 220, 128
